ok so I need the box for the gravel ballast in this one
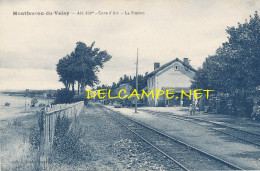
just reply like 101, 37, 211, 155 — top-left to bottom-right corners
50, 103, 184, 170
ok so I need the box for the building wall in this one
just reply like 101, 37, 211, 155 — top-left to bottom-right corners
147, 76, 156, 106
147, 61, 195, 106
156, 62, 195, 89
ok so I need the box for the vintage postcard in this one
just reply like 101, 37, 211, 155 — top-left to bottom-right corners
0, 0, 259, 170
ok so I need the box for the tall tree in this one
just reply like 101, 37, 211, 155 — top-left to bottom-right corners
192, 11, 260, 113
56, 42, 112, 93
192, 11, 260, 93
72, 42, 112, 93
56, 55, 75, 90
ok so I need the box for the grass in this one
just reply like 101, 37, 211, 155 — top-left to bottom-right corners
0, 114, 39, 170
0, 105, 95, 170
50, 115, 92, 165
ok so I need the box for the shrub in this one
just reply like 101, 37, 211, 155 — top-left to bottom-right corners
52, 115, 90, 164
54, 89, 74, 104
13, 119, 23, 126
5, 102, 10, 106
31, 97, 38, 107
29, 126, 41, 149
73, 94, 88, 105
38, 103, 45, 107
29, 110, 44, 149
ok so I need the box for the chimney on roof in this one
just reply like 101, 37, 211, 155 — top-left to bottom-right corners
183, 58, 190, 66
154, 62, 160, 70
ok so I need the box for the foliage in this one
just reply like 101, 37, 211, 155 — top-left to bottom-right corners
12, 119, 23, 126
52, 115, 90, 164
54, 89, 74, 104
116, 74, 148, 92
56, 55, 75, 90
192, 12, 260, 114
38, 103, 45, 107
5, 102, 10, 106
38, 109, 44, 132
29, 125, 41, 149
96, 73, 148, 99
31, 98, 38, 107
73, 94, 88, 105
192, 12, 260, 92
56, 42, 112, 94
29, 110, 44, 149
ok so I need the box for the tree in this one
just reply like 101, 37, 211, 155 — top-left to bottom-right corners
130, 75, 147, 92
31, 97, 38, 107
56, 55, 75, 90
72, 42, 112, 93
192, 11, 260, 114
225, 12, 260, 91
54, 89, 74, 104
193, 12, 259, 91
56, 42, 112, 94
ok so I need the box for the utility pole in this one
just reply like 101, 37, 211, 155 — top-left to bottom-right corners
135, 48, 138, 113
25, 98, 26, 111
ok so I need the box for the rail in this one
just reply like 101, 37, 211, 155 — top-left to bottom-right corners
104, 106, 243, 170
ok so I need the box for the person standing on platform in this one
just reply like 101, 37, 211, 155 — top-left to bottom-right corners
190, 104, 196, 115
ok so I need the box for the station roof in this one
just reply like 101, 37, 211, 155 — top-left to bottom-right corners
146, 58, 196, 78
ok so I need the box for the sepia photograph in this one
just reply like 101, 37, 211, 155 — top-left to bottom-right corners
0, 0, 259, 170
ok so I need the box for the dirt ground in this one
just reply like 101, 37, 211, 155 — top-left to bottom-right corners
1, 103, 183, 170
49, 103, 182, 170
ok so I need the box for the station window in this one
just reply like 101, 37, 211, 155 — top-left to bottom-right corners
175, 66, 178, 70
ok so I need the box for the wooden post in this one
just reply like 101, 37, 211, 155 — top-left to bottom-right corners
135, 48, 138, 113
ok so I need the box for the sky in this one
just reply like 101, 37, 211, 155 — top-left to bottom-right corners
0, 0, 259, 90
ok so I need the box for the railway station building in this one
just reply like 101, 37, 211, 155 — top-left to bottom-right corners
146, 58, 196, 107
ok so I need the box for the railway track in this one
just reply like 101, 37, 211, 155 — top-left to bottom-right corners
140, 109, 260, 147
104, 107, 243, 171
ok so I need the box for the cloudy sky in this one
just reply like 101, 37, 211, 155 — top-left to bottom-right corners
0, 0, 259, 90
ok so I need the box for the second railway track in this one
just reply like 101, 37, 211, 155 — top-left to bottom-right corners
104, 106, 243, 171
140, 109, 260, 147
